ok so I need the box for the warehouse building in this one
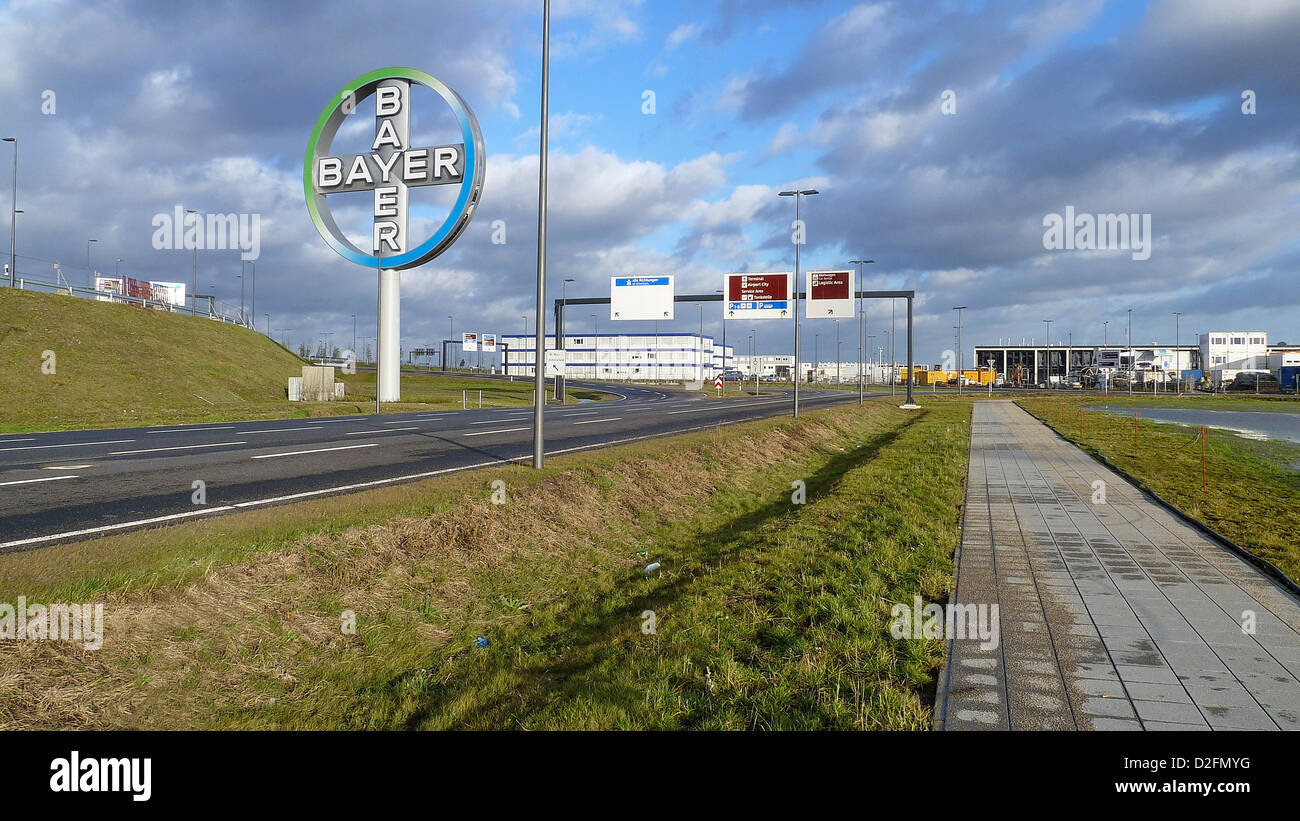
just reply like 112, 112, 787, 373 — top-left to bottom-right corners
971, 343, 1200, 386
501, 333, 733, 381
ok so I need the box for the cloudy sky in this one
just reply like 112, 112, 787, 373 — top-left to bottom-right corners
2, 0, 1297, 364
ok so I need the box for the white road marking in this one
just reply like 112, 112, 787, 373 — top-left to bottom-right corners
146, 426, 236, 434
345, 427, 419, 435
304, 418, 357, 425
0, 439, 134, 453
0, 475, 79, 487
41, 464, 94, 470
235, 427, 317, 434
0, 438, 35, 444
251, 443, 379, 459
461, 427, 530, 437
573, 418, 619, 425
110, 441, 247, 455
2, 400, 806, 549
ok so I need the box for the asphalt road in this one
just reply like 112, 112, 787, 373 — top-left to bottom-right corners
0, 382, 864, 551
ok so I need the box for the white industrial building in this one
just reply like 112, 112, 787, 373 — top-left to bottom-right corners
1198, 331, 1268, 386
501, 332, 733, 380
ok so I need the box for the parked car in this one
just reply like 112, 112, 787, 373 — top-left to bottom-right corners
1225, 372, 1282, 393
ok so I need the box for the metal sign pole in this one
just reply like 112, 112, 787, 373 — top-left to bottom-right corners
532, 0, 550, 468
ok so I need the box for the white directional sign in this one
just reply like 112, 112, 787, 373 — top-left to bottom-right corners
482, 333, 497, 353
462, 332, 478, 352
544, 348, 567, 377
724, 272, 792, 320
611, 275, 674, 320
806, 269, 855, 318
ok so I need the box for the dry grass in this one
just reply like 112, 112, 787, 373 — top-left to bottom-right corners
0, 408, 866, 729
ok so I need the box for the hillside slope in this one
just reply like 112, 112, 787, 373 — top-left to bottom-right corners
0, 288, 305, 432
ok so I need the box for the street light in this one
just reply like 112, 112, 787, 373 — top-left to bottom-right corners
778, 187, 818, 417
3, 138, 15, 289
185, 208, 199, 310
532, 0, 552, 468
1103, 320, 1110, 347
953, 306, 967, 394
849, 258, 875, 403
1173, 311, 1182, 394
115, 258, 123, 277
591, 313, 599, 379
85, 238, 98, 288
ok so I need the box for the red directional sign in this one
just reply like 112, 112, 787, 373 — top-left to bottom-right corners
714, 375, 724, 389
805, 269, 855, 318
724, 272, 792, 319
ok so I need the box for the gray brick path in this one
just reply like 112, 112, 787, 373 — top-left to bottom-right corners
938, 400, 1300, 730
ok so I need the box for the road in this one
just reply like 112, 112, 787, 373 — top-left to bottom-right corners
0, 382, 862, 551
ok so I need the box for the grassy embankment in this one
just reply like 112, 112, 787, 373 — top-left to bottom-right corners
0, 399, 971, 730
1019, 394, 1300, 581
0, 288, 602, 433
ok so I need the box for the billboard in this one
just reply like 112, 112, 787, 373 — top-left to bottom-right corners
481, 333, 497, 353
151, 281, 186, 307
724, 272, 792, 320
462, 332, 478, 352
806, 270, 854, 318
611, 275, 674, 321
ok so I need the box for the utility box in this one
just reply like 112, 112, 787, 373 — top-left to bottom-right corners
334, 382, 345, 399
300, 366, 336, 402
288, 376, 303, 401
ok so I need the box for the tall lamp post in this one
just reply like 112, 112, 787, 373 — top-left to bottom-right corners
592, 313, 599, 379
532, 0, 551, 467
1173, 311, 1182, 394
953, 306, 967, 394
1042, 318, 1053, 384
185, 208, 199, 310
778, 187, 818, 418
3, 138, 16, 289
849, 258, 874, 403
85, 238, 98, 288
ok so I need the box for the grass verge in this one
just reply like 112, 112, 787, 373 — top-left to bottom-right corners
1019, 395, 1300, 581
0, 399, 970, 730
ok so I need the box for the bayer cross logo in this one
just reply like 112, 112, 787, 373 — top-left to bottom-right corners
304, 67, 485, 270
303, 67, 485, 404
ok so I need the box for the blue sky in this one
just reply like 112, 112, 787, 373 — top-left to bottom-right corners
2, 0, 1298, 364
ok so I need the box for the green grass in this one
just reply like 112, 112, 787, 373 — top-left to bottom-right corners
1077, 393, 1300, 413
1020, 395, 1300, 581
0, 399, 971, 730
0, 289, 609, 433
0, 287, 307, 432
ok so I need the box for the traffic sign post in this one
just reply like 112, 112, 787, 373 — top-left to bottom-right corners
611, 275, 674, 321
724, 272, 792, 320
806, 270, 854, 318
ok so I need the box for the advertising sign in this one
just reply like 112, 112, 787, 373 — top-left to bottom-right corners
724, 272, 792, 320
462, 332, 478, 352
611, 275, 674, 321
806, 270, 854, 318
482, 333, 497, 353
150, 281, 186, 307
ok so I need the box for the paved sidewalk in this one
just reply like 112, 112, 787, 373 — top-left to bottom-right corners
938, 400, 1300, 730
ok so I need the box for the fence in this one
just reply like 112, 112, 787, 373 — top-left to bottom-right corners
4, 270, 256, 331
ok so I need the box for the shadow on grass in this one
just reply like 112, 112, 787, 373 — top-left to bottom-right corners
350, 409, 925, 729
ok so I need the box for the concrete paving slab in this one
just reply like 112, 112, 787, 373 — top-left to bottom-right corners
937, 401, 1300, 731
